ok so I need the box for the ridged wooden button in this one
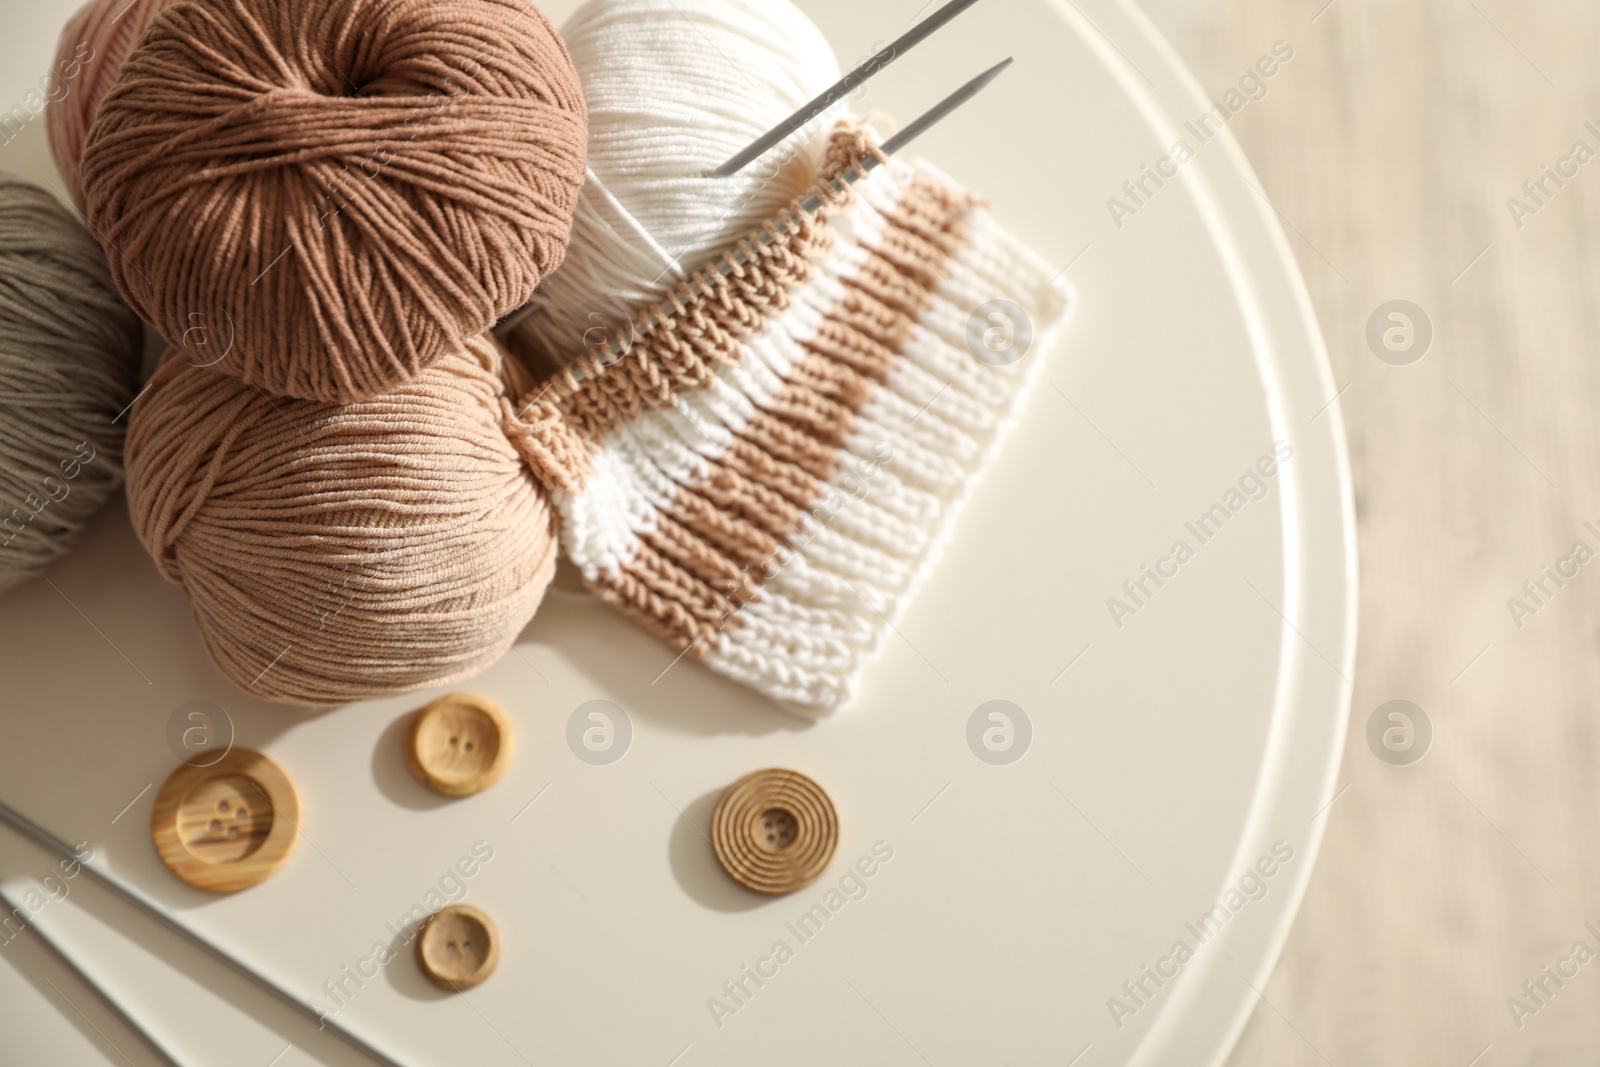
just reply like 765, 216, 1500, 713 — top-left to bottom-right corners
711, 769, 838, 895
407, 693, 512, 797
151, 749, 298, 894
417, 904, 500, 991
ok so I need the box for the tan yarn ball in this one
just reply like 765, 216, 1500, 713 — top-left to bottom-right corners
125, 334, 558, 706
45, 0, 180, 211
83, 0, 588, 404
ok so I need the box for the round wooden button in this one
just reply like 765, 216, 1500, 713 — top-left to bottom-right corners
151, 749, 298, 894
417, 904, 500, 991
711, 769, 838, 895
407, 693, 512, 797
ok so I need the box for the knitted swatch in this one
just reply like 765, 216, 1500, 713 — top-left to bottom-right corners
506, 127, 1073, 712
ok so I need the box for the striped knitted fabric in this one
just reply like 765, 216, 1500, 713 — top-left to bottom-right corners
504, 125, 1073, 712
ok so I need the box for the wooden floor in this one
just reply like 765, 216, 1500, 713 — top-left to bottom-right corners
1146, 1, 1600, 1063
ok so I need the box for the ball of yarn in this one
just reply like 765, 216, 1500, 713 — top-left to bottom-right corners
0, 174, 142, 595
125, 333, 558, 706
46, 0, 180, 212
509, 0, 840, 360
83, 0, 588, 404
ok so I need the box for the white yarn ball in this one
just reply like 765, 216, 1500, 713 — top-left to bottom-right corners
512, 0, 842, 359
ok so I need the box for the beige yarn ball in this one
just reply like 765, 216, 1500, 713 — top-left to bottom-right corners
125, 333, 557, 705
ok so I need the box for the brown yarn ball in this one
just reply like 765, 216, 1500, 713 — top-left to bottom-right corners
125, 333, 558, 706
83, 0, 587, 404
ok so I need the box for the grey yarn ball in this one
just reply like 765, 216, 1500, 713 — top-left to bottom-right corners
0, 173, 141, 593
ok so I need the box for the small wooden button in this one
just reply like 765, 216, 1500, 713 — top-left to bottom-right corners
711, 769, 838, 895
151, 749, 298, 894
417, 904, 500, 991
407, 693, 512, 797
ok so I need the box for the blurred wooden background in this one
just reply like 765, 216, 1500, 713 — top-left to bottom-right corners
1142, 0, 1600, 1063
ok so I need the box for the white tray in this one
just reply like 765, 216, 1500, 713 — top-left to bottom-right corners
0, 1, 1354, 1064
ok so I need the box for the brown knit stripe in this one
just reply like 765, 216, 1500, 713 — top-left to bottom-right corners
547, 199, 837, 447
878, 169, 975, 255
672, 460, 807, 548
746, 169, 974, 464
581, 171, 971, 656
586, 496, 777, 652
582, 439, 824, 651
730, 410, 846, 481
719, 437, 825, 508
537, 144, 964, 459
803, 301, 905, 383
728, 285, 909, 465
646, 511, 760, 606
587, 541, 733, 651
842, 247, 943, 329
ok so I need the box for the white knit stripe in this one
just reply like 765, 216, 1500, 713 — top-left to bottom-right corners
770, 509, 914, 584
847, 156, 919, 229
824, 449, 942, 526
554, 436, 664, 582
739, 501, 932, 627
559, 436, 721, 612
746, 519, 900, 619
703, 171, 1075, 711
703, 447, 942, 706
840, 208, 1070, 498
705, 599, 872, 702
555, 170, 914, 586
898, 311, 1025, 409
610, 413, 713, 506
863, 360, 998, 457
802, 474, 931, 555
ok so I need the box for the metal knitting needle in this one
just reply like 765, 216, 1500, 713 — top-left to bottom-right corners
871, 56, 1012, 168
493, 57, 1014, 347
708, 0, 987, 178
0, 796, 407, 1067
0, 883, 189, 1067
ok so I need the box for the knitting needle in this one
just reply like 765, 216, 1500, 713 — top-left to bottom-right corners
0, 796, 407, 1067
492, 57, 1014, 346
0, 883, 189, 1067
708, 0, 986, 178
872, 56, 1012, 167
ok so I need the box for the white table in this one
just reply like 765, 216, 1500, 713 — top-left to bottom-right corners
0, 1, 1354, 1064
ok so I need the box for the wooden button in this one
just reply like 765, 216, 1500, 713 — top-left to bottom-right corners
417, 904, 500, 991
151, 749, 298, 894
711, 769, 838, 895
407, 693, 512, 797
